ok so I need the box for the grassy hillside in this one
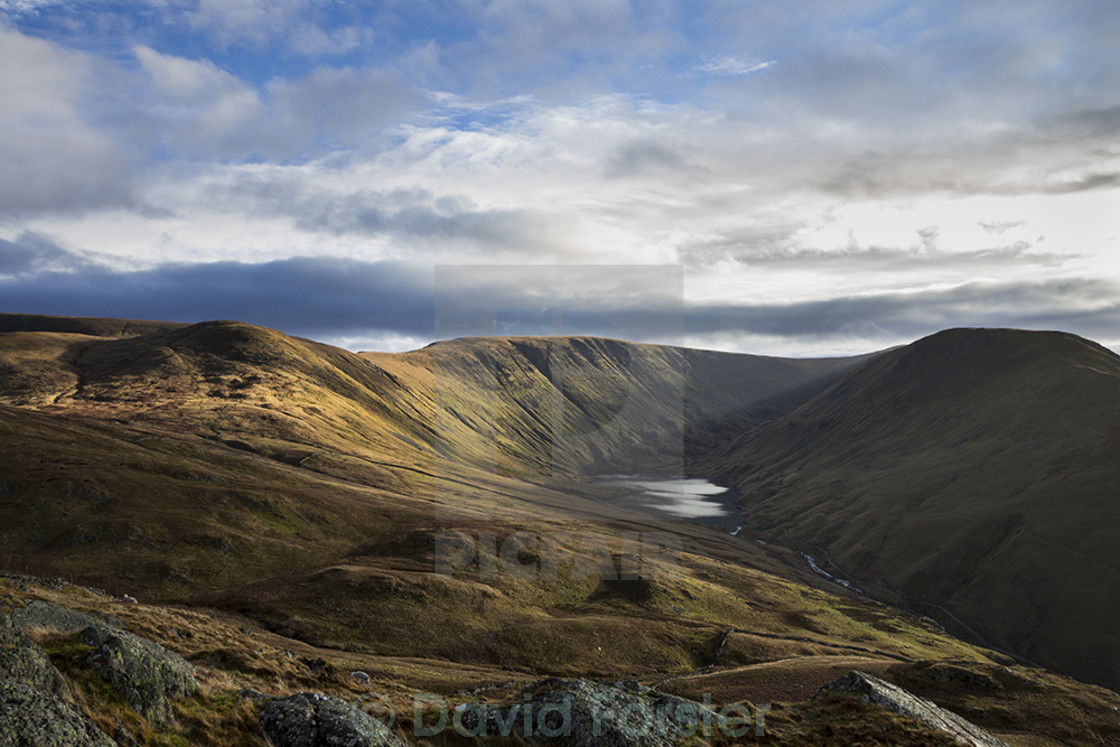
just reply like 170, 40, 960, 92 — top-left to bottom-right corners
3, 314, 1119, 743
0, 315, 892, 670
705, 328, 1120, 692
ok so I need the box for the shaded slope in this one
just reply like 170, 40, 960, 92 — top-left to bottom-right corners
705, 328, 1120, 691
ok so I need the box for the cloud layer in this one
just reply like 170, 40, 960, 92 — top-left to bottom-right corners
1, 2, 1118, 355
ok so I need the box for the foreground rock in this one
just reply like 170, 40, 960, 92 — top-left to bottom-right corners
80, 625, 198, 726
259, 691, 406, 747
0, 679, 114, 747
9, 600, 107, 633
466, 678, 735, 747
0, 626, 70, 699
818, 670, 1007, 747
7, 599, 198, 726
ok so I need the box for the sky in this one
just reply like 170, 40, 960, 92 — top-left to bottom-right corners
1, 0, 1118, 356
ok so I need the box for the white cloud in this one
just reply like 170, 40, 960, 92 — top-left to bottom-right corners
0, 25, 133, 215
288, 22, 367, 57
266, 65, 417, 146
133, 44, 246, 104
131, 45, 266, 158
692, 55, 775, 77
189, 0, 309, 48
125, 46, 418, 160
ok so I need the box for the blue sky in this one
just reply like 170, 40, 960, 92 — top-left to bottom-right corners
1, 0, 1118, 354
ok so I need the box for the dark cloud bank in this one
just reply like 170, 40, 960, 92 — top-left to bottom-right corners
3, 234, 1117, 353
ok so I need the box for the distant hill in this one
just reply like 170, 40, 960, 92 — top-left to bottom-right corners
360, 334, 860, 476
704, 328, 1120, 691
0, 312, 186, 338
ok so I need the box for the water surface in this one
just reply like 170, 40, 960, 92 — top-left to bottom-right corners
598, 476, 740, 527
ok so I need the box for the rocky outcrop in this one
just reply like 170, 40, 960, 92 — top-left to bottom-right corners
80, 625, 198, 726
468, 678, 733, 747
259, 691, 406, 747
9, 600, 107, 633
0, 679, 115, 747
0, 626, 70, 699
1, 605, 110, 743
817, 670, 1007, 747
5, 598, 198, 727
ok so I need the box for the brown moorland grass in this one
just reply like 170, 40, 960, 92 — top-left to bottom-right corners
704, 328, 1120, 692
3, 316, 1120, 743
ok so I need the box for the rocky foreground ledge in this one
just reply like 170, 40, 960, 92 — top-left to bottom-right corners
2, 588, 747, 747
0, 576, 1107, 745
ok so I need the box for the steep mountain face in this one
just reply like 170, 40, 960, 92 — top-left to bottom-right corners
704, 328, 1120, 691
361, 335, 858, 476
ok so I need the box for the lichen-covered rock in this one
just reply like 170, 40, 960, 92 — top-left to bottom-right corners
113, 722, 141, 747
9, 600, 107, 634
259, 691, 406, 747
80, 625, 197, 726
469, 678, 732, 747
0, 679, 115, 746
817, 670, 1008, 747
0, 627, 70, 699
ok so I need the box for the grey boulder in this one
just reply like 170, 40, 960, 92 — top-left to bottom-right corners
817, 670, 1007, 747
8, 601, 107, 634
80, 625, 197, 726
0, 626, 70, 699
468, 678, 732, 747
0, 679, 114, 747
259, 691, 405, 747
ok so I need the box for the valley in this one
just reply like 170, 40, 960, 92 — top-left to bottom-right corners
1, 312, 1119, 745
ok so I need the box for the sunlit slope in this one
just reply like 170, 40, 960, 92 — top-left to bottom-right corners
1, 315, 857, 479
706, 328, 1120, 691
362, 335, 858, 476
0, 401, 439, 595
0, 314, 861, 601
